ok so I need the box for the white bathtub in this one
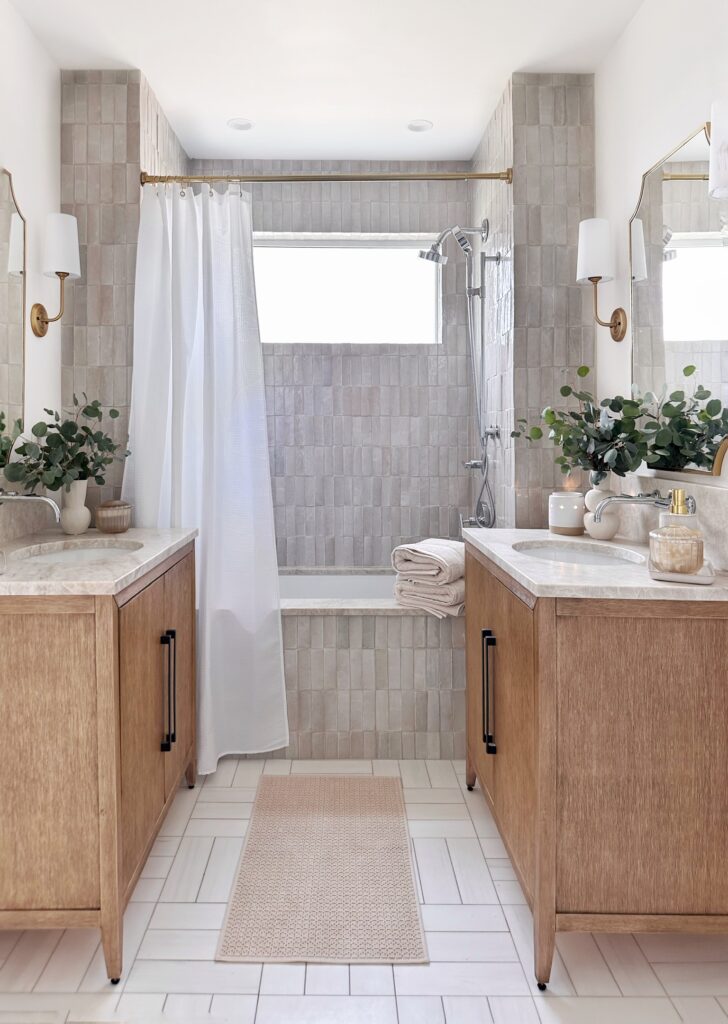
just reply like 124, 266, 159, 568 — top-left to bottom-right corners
279, 571, 396, 601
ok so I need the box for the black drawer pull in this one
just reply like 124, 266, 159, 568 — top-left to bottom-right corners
483, 630, 497, 755
160, 634, 172, 752
166, 629, 177, 744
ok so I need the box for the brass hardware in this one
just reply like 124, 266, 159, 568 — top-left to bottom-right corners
663, 173, 709, 181
30, 272, 69, 339
670, 488, 689, 515
589, 276, 627, 342
140, 168, 514, 186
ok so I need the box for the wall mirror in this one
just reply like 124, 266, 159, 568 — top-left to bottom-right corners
0, 168, 25, 430
629, 124, 728, 481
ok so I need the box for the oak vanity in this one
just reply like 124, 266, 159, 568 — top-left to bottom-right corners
463, 528, 728, 987
0, 529, 197, 982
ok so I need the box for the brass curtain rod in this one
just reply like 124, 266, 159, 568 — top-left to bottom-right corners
140, 168, 513, 186
663, 173, 709, 181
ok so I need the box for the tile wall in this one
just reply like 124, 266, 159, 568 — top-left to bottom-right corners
510, 73, 597, 526
280, 609, 466, 759
190, 157, 476, 567
60, 70, 189, 507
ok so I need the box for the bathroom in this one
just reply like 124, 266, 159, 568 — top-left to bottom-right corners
1, 0, 728, 1020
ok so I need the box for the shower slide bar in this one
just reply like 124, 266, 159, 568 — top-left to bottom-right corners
140, 169, 513, 186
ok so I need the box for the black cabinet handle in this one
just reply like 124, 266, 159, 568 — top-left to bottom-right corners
166, 629, 177, 744
160, 634, 172, 752
482, 629, 497, 755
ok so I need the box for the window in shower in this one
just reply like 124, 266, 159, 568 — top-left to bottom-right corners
253, 233, 442, 345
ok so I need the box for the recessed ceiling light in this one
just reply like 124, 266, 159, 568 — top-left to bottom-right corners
407, 119, 433, 133
227, 117, 254, 131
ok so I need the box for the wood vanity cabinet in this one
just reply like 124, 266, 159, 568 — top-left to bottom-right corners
465, 541, 728, 986
0, 542, 196, 982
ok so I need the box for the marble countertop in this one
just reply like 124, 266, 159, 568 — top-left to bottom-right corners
0, 527, 197, 596
462, 528, 728, 600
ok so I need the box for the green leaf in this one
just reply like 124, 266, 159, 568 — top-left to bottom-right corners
683, 365, 697, 377
706, 399, 722, 417
528, 426, 543, 440
576, 366, 590, 378
31, 421, 48, 437
560, 385, 572, 398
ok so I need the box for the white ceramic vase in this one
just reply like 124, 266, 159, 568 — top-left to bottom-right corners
583, 472, 619, 541
60, 479, 92, 536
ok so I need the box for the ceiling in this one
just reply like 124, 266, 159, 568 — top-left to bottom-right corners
12, 0, 645, 161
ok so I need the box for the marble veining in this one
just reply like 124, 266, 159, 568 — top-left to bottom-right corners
0, 527, 198, 595
462, 527, 728, 600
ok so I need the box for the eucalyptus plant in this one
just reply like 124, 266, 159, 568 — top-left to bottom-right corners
637, 366, 728, 472
511, 366, 648, 481
0, 411, 23, 470
3, 394, 129, 492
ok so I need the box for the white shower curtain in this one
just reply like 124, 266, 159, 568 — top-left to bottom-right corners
123, 185, 288, 774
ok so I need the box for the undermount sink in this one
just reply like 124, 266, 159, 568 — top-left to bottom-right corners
9, 539, 143, 566
511, 539, 645, 567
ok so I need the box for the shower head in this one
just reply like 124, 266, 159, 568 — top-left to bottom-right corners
418, 244, 448, 265
451, 227, 473, 254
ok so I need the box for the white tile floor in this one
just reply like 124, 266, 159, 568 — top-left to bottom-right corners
1, 759, 727, 1023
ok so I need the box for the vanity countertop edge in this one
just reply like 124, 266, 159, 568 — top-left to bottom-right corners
462, 528, 728, 601
0, 527, 198, 596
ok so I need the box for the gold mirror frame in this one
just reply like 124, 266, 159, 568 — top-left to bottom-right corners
628, 123, 728, 479
0, 167, 26, 426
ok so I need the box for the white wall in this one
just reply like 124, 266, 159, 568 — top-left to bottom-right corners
0, 0, 60, 424
594, 0, 728, 397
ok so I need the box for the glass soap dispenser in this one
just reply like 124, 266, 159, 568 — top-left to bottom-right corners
649, 488, 703, 575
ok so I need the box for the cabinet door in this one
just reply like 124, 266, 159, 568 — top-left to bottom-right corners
119, 575, 167, 892
465, 550, 495, 804
163, 552, 196, 798
486, 570, 536, 895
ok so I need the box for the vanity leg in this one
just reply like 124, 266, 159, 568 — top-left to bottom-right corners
465, 748, 476, 791
185, 757, 197, 789
100, 910, 123, 984
533, 905, 555, 990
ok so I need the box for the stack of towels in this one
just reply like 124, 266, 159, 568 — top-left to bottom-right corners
391, 538, 466, 619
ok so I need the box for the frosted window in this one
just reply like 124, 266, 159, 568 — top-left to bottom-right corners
253, 238, 441, 345
663, 243, 728, 342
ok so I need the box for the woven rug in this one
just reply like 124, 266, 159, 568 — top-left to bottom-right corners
216, 775, 428, 963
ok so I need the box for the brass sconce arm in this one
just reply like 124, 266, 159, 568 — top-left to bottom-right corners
588, 275, 627, 343
31, 272, 70, 338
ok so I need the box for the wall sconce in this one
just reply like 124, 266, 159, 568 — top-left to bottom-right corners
576, 218, 627, 343
30, 213, 80, 338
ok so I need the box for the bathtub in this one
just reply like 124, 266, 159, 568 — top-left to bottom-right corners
278, 568, 465, 760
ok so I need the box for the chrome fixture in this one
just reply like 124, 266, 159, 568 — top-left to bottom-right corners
0, 488, 61, 523
421, 220, 502, 528
593, 489, 696, 524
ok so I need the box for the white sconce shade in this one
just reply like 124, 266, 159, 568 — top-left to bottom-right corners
709, 101, 728, 200
42, 213, 80, 279
576, 218, 614, 283
630, 218, 647, 282
7, 213, 24, 277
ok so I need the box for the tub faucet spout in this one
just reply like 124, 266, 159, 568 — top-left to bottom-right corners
593, 489, 696, 524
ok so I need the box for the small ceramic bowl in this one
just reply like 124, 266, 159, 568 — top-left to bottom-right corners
94, 500, 133, 534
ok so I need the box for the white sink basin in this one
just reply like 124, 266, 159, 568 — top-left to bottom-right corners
10, 539, 143, 566
511, 540, 645, 567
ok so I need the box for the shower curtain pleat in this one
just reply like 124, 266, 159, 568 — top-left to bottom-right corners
123, 186, 289, 774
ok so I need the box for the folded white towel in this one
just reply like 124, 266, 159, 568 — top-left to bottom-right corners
394, 578, 465, 619
391, 538, 465, 585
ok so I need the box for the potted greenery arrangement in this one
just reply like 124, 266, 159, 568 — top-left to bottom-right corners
3, 395, 129, 535
0, 412, 23, 471
637, 366, 728, 473
512, 366, 649, 539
